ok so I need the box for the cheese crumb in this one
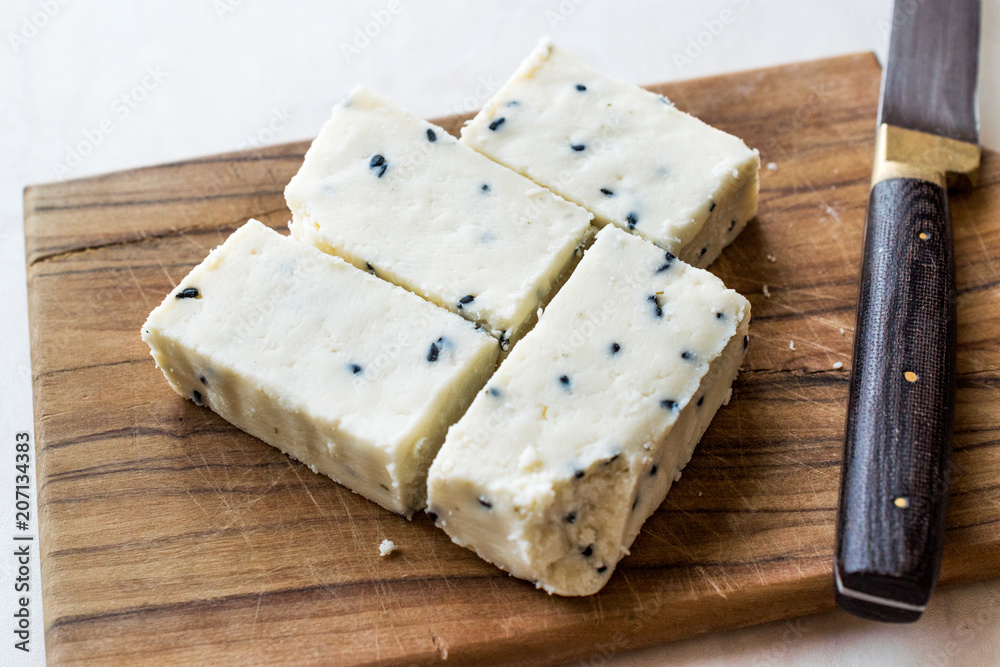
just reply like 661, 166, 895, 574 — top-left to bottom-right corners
789, 340, 796, 351
379, 539, 397, 557
762, 284, 770, 298
766, 162, 778, 171
833, 361, 844, 370
518, 445, 543, 472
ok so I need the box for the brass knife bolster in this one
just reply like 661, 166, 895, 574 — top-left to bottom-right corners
871, 123, 981, 190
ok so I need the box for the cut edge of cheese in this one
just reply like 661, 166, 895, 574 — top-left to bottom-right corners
141, 219, 499, 517
426, 226, 751, 595
460, 37, 760, 268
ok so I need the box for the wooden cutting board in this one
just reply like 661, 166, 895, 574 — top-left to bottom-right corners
24, 53, 1000, 666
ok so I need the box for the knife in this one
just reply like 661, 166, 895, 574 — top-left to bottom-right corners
834, 0, 981, 623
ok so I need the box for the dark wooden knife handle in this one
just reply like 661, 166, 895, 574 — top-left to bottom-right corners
835, 177, 956, 623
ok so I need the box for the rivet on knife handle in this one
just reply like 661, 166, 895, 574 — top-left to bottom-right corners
834, 124, 978, 622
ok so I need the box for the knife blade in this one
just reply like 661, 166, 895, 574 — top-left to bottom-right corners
834, 0, 981, 623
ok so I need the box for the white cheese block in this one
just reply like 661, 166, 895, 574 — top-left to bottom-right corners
141, 220, 498, 517
460, 38, 760, 268
426, 226, 751, 595
285, 85, 595, 349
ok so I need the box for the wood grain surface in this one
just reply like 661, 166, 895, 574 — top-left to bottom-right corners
24, 53, 1000, 666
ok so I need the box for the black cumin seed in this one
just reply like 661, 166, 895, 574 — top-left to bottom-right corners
650, 465, 658, 476
681, 351, 693, 360
427, 511, 438, 522
661, 399, 678, 411
478, 497, 493, 509
199, 375, 208, 386
192, 390, 203, 405
481, 183, 490, 192
488, 387, 502, 398
366, 262, 376, 274
600, 188, 614, 196
729, 219, 737, 231
489, 117, 506, 131
709, 202, 716, 212
574, 470, 585, 480
648, 294, 663, 318
427, 342, 440, 363
697, 396, 704, 407
604, 454, 619, 465
176, 287, 199, 299
610, 342, 621, 355
559, 375, 571, 388
700, 247, 708, 257
350, 364, 363, 375
597, 565, 607, 573
565, 511, 576, 524
716, 312, 724, 319
426, 128, 437, 142
576, 84, 587, 91
580, 545, 594, 558
571, 144, 586, 152
369, 154, 387, 177
626, 212, 638, 230
632, 497, 639, 510
656, 252, 676, 273
744, 334, 749, 349
458, 294, 475, 309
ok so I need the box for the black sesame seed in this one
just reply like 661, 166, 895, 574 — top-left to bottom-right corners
559, 375, 571, 388
505, 100, 520, 107
176, 287, 199, 299
716, 312, 725, 319
700, 247, 708, 257
647, 294, 663, 318
580, 545, 594, 558
600, 188, 615, 197
457, 294, 475, 309
576, 84, 587, 91
478, 497, 493, 510
697, 396, 704, 407
365, 262, 376, 274
488, 387, 502, 398
656, 252, 676, 273
632, 497, 639, 511
610, 342, 621, 355
597, 565, 608, 574
709, 202, 717, 212
571, 144, 586, 152
729, 219, 737, 232
427, 342, 440, 363
199, 375, 208, 386
565, 511, 577, 524
427, 511, 438, 522
744, 334, 750, 349
426, 128, 437, 142
350, 364, 363, 375
369, 154, 387, 177
650, 465, 658, 476
681, 351, 694, 360
626, 212, 638, 230
574, 470, 585, 480
660, 399, 678, 411
481, 183, 490, 192
192, 390, 203, 405
488, 117, 506, 131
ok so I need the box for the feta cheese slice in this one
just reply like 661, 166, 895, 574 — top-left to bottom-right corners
285, 85, 594, 349
460, 38, 760, 267
141, 220, 498, 516
426, 226, 751, 595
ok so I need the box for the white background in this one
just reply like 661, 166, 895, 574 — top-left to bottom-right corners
2, 1, 999, 665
